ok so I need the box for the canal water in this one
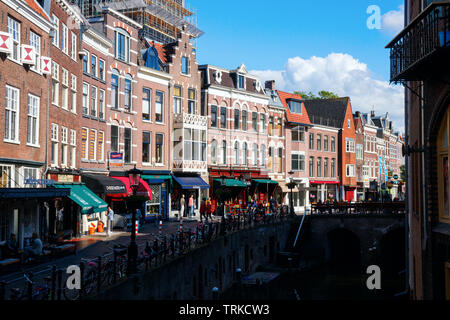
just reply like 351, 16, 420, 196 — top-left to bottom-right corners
221, 266, 406, 300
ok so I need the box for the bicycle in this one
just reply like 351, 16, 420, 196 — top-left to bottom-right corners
9, 272, 40, 300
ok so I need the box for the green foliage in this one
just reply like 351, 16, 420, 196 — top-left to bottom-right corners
294, 90, 340, 100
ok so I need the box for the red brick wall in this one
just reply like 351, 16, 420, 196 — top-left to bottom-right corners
339, 100, 357, 187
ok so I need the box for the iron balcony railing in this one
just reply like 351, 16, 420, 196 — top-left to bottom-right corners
386, 2, 450, 82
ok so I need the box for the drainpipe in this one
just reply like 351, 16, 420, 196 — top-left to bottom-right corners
404, 83, 411, 297
43, 27, 53, 180
168, 82, 172, 217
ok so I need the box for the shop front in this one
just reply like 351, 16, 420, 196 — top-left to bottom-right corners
343, 186, 357, 203
141, 171, 172, 221
251, 179, 279, 203
0, 188, 70, 249
80, 173, 127, 234
171, 174, 209, 219
309, 181, 339, 203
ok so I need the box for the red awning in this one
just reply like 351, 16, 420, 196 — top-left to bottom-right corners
107, 177, 152, 200
310, 181, 340, 185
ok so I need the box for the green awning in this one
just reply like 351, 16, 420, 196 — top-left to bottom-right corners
141, 175, 172, 182
54, 183, 108, 214
214, 178, 248, 188
253, 179, 279, 185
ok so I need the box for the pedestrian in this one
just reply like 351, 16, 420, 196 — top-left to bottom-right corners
189, 194, 194, 218
200, 197, 207, 222
107, 206, 114, 236
5, 233, 18, 258
180, 194, 186, 219
270, 196, 277, 214
23, 232, 43, 263
206, 197, 213, 221
57, 207, 64, 233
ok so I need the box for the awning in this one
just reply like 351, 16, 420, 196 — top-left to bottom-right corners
172, 176, 209, 189
310, 180, 340, 185
108, 177, 152, 199
81, 173, 127, 194
253, 179, 279, 185
0, 188, 70, 199
54, 183, 108, 214
213, 178, 248, 188
142, 175, 172, 184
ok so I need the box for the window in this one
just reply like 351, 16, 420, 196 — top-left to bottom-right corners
269, 116, 274, 135
278, 148, 283, 173
221, 141, 227, 165
99, 90, 105, 119
142, 131, 151, 163
292, 126, 305, 142
155, 91, 164, 123
292, 153, 305, 171
4, 85, 20, 143
220, 107, 227, 129
269, 147, 274, 171
29, 31, 41, 72
111, 125, 119, 153
62, 23, 68, 54
324, 135, 329, 151
52, 15, 59, 48
7, 17, 20, 62
242, 142, 248, 166
437, 108, 450, 222
346, 164, 355, 177
124, 76, 132, 111
81, 127, 88, 161
115, 29, 130, 62
82, 83, 89, 115
111, 71, 119, 110
89, 129, 97, 161
181, 56, 189, 75
317, 134, 322, 151
83, 53, 89, 73
331, 158, 336, 177
91, 54, 97, 77
23, 167, 38, 188
142, 88, 151, 121
0, 165, 13, 188
278, 119, 283, 136
252, 112, 258, 132
232, 109, 240, 130
62, 68, 69, 110
260, 114, 266, 133
71, 32, 77, 60
346, 138, 355, 153
242, 110, 248, 131
183, 129, 205, 162
211, 140, 218, 165
124, 128, 131, 163
70, 130, 76, 167
99, 59, 105, 80
309, 133, 314, 150
331, 136, 336, 152
27, 94, 40, 146
51, 124, 59, 165
188, 89, 196, 114
309, 157, 314, 177
234, 141, 240, 165
61, 127, 68, 166
155, 134, 163, 164
356, 144, 363, 159
238, 75, 245, 89
91, 86, 97, 117
97, 131, 104, 162
324, 158, 329, 177
211, 105, 218, 127
71, 74, 77, 113
174, 86, 182, 114
348, 119, 351, 128
52, 62, 60, 105
252, 144, 258, 166
260, 144, 266, 167
288, 100, 302, 114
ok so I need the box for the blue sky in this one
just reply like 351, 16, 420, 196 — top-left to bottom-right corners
192, 0, 405, 132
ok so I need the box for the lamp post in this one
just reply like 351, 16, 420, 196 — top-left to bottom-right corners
127, 165, 142, 275
287, 171, 297, 216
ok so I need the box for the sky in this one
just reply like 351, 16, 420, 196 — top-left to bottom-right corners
191, 0, 405, 133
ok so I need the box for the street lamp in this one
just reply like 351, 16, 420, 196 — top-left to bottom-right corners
127, 165, 142, 275
287, 171, 297, 216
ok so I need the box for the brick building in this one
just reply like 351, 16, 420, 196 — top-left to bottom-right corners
386, 0, 450, 299
361, 111, 381, 200
354, 112, 365, 201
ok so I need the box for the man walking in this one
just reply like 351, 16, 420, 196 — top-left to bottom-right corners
188, 194, 195, 218
180, 194, 185, 219
107, 206, 114, 236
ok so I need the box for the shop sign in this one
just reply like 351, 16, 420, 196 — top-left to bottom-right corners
24, 179, 55, 186
58, 175, 75, 183
110, 152, 123, 167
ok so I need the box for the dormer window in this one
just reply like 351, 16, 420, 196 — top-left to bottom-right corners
213, 70, 222, 84
238, 75, 245, 89
254, 80, 261, 92
288, 99, 302, 114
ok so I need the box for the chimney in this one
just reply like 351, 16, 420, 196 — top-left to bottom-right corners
371, 110, 375, 118
265, 80, 275, 90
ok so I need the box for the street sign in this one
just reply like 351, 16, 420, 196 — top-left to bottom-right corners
110, 152, 123, 167
393, 174, 399, 180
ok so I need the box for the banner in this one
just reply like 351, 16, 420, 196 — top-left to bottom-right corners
110, 152, 123, 167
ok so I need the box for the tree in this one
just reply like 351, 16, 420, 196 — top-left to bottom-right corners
400, 165, 406, 182
294, 90, 340, 100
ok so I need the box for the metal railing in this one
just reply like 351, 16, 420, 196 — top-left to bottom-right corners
0, 208, 292, 300
310, 201, 406, 215
386, 2, 450, 82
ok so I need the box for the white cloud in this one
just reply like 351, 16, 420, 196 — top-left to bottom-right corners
250, 53, 405, 133
381, 5, 404, 35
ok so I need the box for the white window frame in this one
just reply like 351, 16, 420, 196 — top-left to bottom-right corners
346, 164, 355, 177
61, 68, 69, 110
99, 89, 105, 119
81, 127, 89, 161
155, 133, 164, 164
62, 23, 68, 55
4, 85, 20, 143
98, 131, 104, 162
346, 138, 355, 153
27, 94, 40, 147
91, 85, 97, 117
52, 15, 59, 48
61, 126, 68, 166
29, 31, 41, 73
70, 129, 76, 168
99, 59, 105, 81
82, 82, 89, 115
7, 16, 21, 63
51, 123, 59, 166
114, 29, 130, 62
71, 74, 77, 113
71, 31, 77, 61
291, 152, 305, 171
356, 144, 363, 160
91, 54, 97, 77
90, 129, 97, 161
52, 62, 60, 106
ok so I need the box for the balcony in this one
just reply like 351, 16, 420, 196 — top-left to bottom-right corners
173, 160, 207, 173
386, 2, 450, 82
173, 112, 208, 129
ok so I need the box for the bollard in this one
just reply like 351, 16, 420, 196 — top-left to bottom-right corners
51, 265, 57, 301
159, 220, 162, 236
97, 256, 102, 294
212, 287, 219, 300
57, 269, 63, 300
